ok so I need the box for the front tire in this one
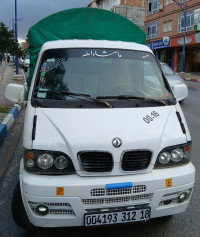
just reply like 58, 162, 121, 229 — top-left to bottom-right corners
11, 181, 36, 230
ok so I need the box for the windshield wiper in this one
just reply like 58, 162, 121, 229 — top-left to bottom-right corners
97, 95, 167, 106
47, 90, 113, 108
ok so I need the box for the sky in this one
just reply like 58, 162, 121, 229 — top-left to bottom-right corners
0, 0, 92, 42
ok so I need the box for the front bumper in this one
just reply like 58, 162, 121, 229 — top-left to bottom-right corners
19, 161, 195, 228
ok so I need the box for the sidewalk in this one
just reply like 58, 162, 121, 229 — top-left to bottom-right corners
0, 62, 15, 123
0, 61, 5, 79
0, 62, 25, 144
178, 72, 200, 83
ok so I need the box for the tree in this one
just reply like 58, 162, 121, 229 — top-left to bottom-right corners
0, 22, 24, 60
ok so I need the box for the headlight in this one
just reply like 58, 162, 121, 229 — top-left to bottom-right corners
155, 142, 191, 168
158, 152, 171, 164
37, 153, 54, 169
54, 156, 68, 169
23, 149, 76, 175
171, 149, 184, 162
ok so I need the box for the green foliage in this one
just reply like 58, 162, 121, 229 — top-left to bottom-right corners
0, 105, 12, 113
21, 48, 29, 58
0, 22, 23, 57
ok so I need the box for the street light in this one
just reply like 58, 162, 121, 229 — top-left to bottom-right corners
173, 0, 187, 72
12, 17, 23, 31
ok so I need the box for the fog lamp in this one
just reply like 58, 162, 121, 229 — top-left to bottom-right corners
162, 200, 172, 205
36, 204, 49, 215
37, 153, 53, 169
178, 192, 188, 203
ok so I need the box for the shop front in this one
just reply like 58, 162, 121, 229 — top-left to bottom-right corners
171, 33, 200, 72
148, 34, 200, 72
148, 40, 173, 68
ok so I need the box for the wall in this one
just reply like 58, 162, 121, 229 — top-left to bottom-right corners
115, 5, 145, 29
97, 0, 121, 10
121, 0, 145, 7
145, 0, 200, 42
88, 0, 145, 30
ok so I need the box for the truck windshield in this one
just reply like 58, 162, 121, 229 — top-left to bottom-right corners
33, 48, 173, 104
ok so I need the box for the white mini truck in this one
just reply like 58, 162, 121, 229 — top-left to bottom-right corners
7, 9, 195, 229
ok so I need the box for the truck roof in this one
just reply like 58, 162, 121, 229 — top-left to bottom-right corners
28, 8, 146, 82
39, 40, 152, 53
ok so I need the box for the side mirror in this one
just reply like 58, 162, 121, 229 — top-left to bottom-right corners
171, 83, 188, 101
5, 84, 26, 104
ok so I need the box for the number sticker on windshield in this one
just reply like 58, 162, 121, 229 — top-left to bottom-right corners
143, 111, 159, 124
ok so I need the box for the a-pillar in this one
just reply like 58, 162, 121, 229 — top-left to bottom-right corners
174, 47, 179, 72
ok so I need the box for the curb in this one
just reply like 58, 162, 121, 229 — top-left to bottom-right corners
0, 105, 22, 144
0, 70, 27, 145
183, 78, 200, 83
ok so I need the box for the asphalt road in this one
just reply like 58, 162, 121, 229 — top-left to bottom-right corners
0, 81, 199, 237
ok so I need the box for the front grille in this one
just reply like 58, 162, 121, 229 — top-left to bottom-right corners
122, 150, 152, 171
86, 204, 150, 214
90, 185, 147, 197
91, 188, 106, 197
79, 152, 113, 172
82, 194, 150, 206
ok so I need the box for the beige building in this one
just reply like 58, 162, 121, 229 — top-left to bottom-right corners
88, 0, 145, 30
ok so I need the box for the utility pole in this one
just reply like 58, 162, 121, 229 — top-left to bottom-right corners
173, 0, 187, 72
125, 0, 127, 19
15, 0, 19, 74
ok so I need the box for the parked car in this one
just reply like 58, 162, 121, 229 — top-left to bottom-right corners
160, 62, 188, 102
18, 57, 24, 67
23, 55, 30, 72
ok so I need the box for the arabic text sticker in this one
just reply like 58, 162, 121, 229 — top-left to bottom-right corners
82, 50, 122, 58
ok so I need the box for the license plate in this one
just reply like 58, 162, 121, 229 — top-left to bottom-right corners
84, 208, 150, 226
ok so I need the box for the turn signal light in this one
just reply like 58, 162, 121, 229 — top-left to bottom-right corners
26, 152, 34, 159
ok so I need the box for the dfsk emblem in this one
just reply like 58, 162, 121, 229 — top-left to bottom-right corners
112, 138, 122, 148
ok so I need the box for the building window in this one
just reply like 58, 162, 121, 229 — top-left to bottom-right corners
178, 10, 194, 32
166, 0, 173, 5
180, 0, 187, 3
146, 22, 158, 39
194, 8, 200, 24
147, 0, 160, 15
163, 21, 172, 32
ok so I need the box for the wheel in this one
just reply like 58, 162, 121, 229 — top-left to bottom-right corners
24, 67, 28, 72
11, 181, 36, 230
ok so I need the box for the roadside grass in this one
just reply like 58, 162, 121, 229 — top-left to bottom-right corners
0, 105, 12, 113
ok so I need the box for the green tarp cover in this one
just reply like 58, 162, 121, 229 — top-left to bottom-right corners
28, 7, 146, 82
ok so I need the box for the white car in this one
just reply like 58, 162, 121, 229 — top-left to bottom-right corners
23, 55, 30, 72
18, 57, 24, 67
160, 62, 188, 102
